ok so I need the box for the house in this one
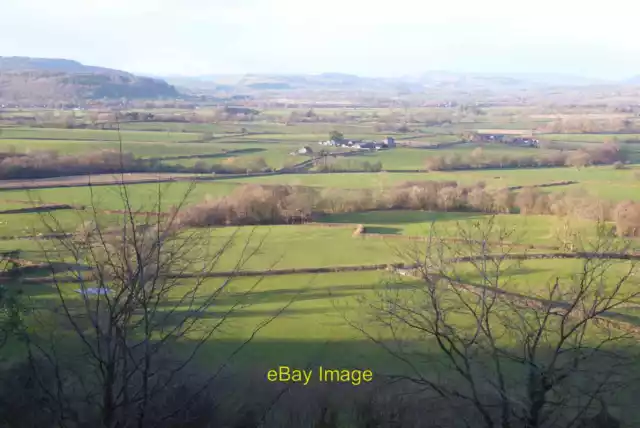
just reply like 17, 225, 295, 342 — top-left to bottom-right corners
336, 139, 360, 147
471, 129, 538, 146
282, 209, 314, 225
354, 142, 376, 150
317, 137, 397, 150
290, 146, 314, 155
384, 137, 396, 148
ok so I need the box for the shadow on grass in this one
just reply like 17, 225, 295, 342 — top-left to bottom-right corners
164, 337, 640, 428
364, 226, 402, 234
321, 210, 488, 225
161, 307, 334, 321
157, 147, 266, 161
12, 333, 640, 427
499, 266, 549, 278
19, 275, 640, 426
213, 147, 266, 158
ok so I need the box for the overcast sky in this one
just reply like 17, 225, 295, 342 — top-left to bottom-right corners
1, 0, 637, 79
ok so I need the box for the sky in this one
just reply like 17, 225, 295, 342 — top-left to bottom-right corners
1, 0, 638, 79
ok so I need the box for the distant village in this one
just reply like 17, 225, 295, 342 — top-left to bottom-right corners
289, 130, 540, 156
319, 136, 396, 149
290, 136, 396, 156
471, 129, 540, 147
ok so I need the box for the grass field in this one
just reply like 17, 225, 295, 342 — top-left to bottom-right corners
320, 211, 597, 246
0, 138, 229, 157
3, 118, 640, 423
13, 216, 635, 374
224, 166, 640, 200
333, 143, 558, 170
0, 127, 202, 142
1, 162, 637, 214
542, 133, 640, 143
0, 180, 240, 210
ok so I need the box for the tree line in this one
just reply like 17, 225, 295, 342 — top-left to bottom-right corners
175, 180, 640, 237
0, 150, 274, 179
424, 144, 624, 171
311, 157, 383, 173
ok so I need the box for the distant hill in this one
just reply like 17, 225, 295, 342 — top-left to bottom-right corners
625, 75, 640, 85
0, 57, 179, 103
0, 57, 118, 74
165, 70, 614, 97
165, 72, 423, 95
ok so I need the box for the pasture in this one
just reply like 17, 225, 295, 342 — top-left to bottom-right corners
2, 113, 640, 425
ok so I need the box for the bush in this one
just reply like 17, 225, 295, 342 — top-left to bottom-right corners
176, 178, 635, 228
0, 148, 281, 179
178, 180, 517, 227
613, 201, 640, 236
313, 158, 383, 173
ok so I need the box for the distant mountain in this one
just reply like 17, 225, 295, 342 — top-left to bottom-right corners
0, 57, 118, 74
624, 75, 640, 85
164, 72, 423, 94
403, 71, 612, 90
164, 70, 613, 96
0, 57, 180, 103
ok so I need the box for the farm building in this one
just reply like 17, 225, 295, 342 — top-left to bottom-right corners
383, 137, 396, 147
354, 142, 376, 150
291, 146, 314, 155
281, 209, 314, 224
471, 129, 539, 147
317, 138, 396, 150
318, 139, 354, 147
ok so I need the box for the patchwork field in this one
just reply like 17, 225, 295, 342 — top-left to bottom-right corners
2, 113, 640, 424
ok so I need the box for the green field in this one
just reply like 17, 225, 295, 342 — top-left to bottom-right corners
542, 133, 640, 143
0, 127, 202, 142
330, 143, 560, 170
2, 117, 640, 423
320, 211, 598, 246
223, 166, 640, 201
0, 181, 240, 210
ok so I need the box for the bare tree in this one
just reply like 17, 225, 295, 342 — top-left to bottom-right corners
470, 147, 485, 168
355, 218, 640, 427
565, 151, 591, 169
22, 132, 294, 428
424, 156, 446, 171
0, 250, 25, 349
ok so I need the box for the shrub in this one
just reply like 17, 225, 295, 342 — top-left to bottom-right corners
613, 201, 640, 237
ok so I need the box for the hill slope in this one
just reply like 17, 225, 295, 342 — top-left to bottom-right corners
0, 57, 179, 103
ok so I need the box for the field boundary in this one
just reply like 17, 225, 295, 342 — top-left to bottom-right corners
18, 253, 640, 336
19, 262, 415, 284
412, 272, 640, 336
0, 204, 76, 215
20, 251, 640, 279
355, 229, 562, 251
